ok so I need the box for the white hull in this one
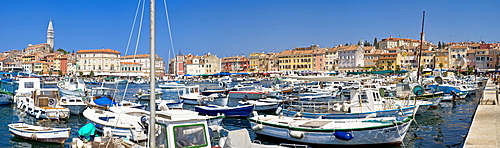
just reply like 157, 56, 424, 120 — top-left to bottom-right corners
250, 115, 412, 145
8, 123, 70, 144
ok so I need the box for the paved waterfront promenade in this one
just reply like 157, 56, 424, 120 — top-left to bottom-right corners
464, 79, 500, 147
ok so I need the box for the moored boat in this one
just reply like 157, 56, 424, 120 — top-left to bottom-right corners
8, 123, 70, 144
249, 113, 412, 145
195, 104, 254, 117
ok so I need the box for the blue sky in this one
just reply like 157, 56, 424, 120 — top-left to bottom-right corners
1, 0, 499, 60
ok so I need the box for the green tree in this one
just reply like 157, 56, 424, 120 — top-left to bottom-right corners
57, 48, 68, 54
387, 62, 393, 70
39, 70, 44, 75
79, 71, 83, 76
439, 63, 444, 72
58, 70, 63, 76
396, 65, 401, 71
345, 43, 349, 46
48, 70, 52, 76
374, 38, 379, 49
438, 42, 442, 49
90, 71, 95, 77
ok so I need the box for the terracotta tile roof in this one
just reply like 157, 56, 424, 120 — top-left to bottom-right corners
0, 57, 7, 61
380, 53, 399, 55
449, 46, 468, 49
76, 49, 120, 54
120, 62, 141, 65
121, 54, 151, 59
379, 57, 397, 60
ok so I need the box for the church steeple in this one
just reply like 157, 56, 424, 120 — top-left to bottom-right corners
47, 19, 54, 50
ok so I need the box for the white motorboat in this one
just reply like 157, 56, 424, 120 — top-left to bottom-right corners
57, 77, 87, 98
59, 95, 87, 115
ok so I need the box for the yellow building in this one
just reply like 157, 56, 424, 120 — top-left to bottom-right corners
249, 52, 268, 73
377, 53, 401, 70
277, 49, 315, 72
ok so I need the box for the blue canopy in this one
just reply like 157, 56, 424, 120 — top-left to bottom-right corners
93, 97, 117, 107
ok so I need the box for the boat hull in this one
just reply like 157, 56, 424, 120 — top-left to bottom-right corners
250, 119, 411, 145
8, 123, 69, 144
280, 105, 417, 119
195, 105, 254, 117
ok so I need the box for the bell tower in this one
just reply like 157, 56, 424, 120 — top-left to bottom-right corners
47, 19, 54, 50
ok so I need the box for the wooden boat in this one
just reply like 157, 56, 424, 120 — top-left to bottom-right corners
20, 88, 70, 120
249, 113, 412, 145
133, 88, 163, 100
195, 104, 254, 117
8, 123, 70, 144
238, 100, 279, 112
57, 77, 87, 98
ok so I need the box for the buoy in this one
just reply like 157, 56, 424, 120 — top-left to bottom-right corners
252, 124, 264, 131
333, 131, 353, 141
275, 105, 283, 115
289, 131, 305, 139
31, 133, 37, 140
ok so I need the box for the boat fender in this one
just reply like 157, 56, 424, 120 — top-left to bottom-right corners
333, 131, 353, 141
294, 112, 302, 117
31, 133, 37, 140
252, 124, 264, 131
219, 82, 226, 88
275, 105, 283, 115
289, 131, 305, 139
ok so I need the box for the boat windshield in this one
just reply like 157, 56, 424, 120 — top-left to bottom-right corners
174, 124, 208, 148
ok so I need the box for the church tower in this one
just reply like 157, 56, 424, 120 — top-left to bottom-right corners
47, 19, 54, 50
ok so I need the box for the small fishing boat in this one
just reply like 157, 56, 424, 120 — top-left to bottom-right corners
133, 88, 163, 100
238, 100, 279, 112
156, 100, 184, 110
157, 81, 186, 89
0, 90, 13, 105
195, 104, 254, 117
8, 123, 70, 144
59, 95, 87, 115
57, 77, 87, 98
21, 88, 70, 120
250, 113, 412, 145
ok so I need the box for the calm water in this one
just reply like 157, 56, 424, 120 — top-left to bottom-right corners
0, 82, 482, 148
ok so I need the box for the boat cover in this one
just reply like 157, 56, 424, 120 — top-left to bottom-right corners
93, 97, 117, 107
78, 123, 96, 141
223, 129, 251, 148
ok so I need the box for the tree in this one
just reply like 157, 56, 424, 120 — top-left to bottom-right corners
39, 70, 44, 75
345, 43, 349, 46
387, 62, 393, 70
79, 71, 83, 76
57, 48, 68, 54
90, 70, 95, 77
58, 70, 63, 76
374, 38, 379, 49
48, 70, 53, 76
396, 65, 401, 71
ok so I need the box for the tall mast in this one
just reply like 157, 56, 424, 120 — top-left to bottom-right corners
148, 0, 156, 147
416, 11, 425, 83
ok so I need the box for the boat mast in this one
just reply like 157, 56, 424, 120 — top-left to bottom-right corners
149, 0, 156, 147
416, 11, 425, 83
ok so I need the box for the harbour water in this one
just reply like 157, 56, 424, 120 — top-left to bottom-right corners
0, 82, 482, 147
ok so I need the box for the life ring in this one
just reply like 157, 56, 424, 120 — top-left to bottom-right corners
48, 98, 56, 106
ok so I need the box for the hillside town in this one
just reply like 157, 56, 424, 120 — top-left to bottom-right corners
3, 20, 499, 80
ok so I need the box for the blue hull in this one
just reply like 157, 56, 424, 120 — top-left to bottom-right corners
195, 105, 254, 117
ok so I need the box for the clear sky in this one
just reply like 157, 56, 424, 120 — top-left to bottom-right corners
1, 0, 499, 60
